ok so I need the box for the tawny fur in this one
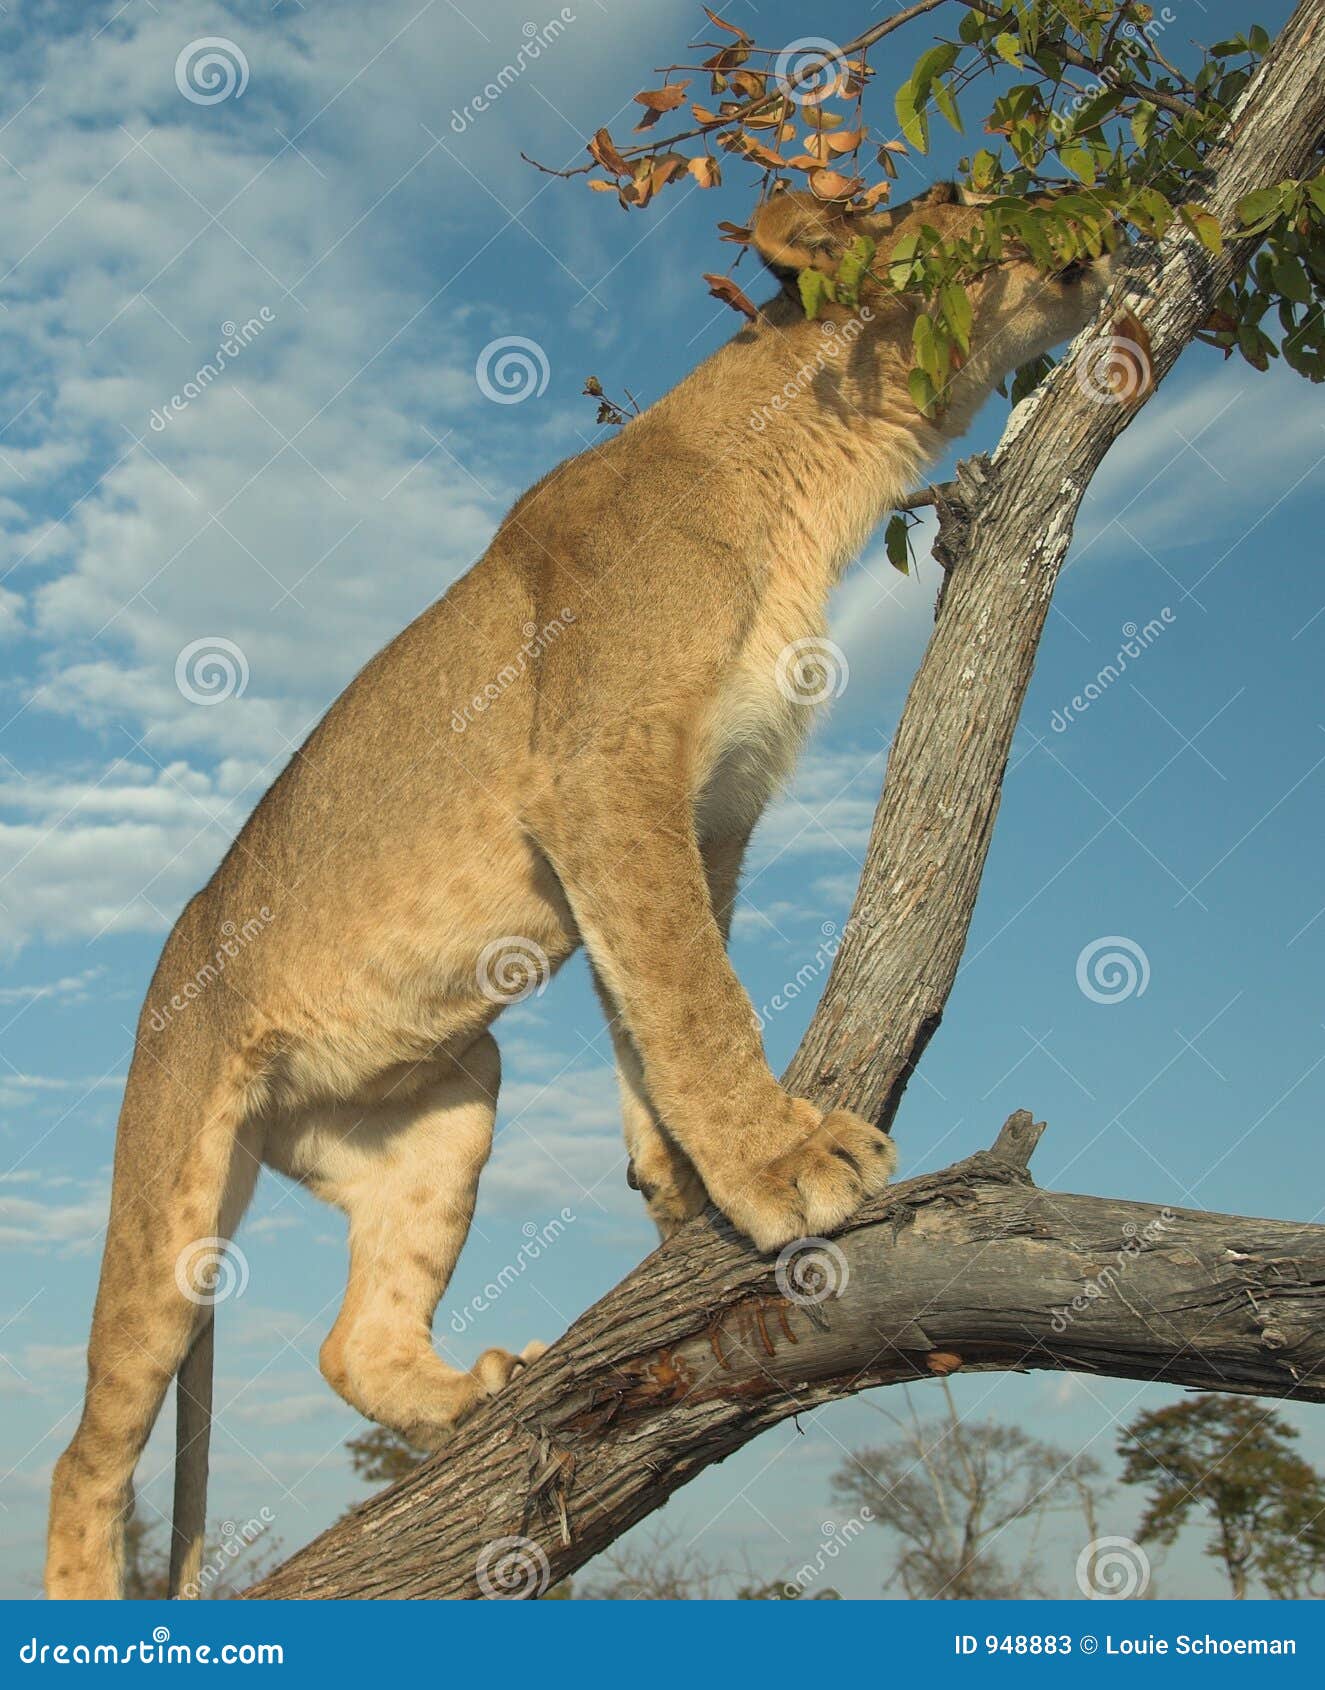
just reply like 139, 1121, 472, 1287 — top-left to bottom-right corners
46, 185, 1116, 1598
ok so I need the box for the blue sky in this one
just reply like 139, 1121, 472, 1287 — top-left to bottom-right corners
1, 0, 1322, 1600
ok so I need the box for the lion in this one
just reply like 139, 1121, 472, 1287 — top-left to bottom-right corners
46, 182, 1117, 1597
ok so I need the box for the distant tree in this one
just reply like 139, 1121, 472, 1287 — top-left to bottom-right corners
555, 1523, 837, 1600
831, 1385, 1108, 1598
1118, 1395, 1325, 1599
344, 1423, 428, 1487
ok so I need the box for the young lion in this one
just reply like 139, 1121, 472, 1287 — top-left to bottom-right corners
46, 183, 1117, 1598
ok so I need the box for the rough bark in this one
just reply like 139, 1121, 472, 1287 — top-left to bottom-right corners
247, 1, 1325, 1600
247, 1114, 1325, 1598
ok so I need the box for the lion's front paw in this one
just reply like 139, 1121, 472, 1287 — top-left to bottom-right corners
719, 1107, 897, 1252
473, 1340, 546, 1396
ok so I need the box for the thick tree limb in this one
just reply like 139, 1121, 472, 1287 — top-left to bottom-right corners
247, 2, 1325, 1599
248, 1114, 1325, 1598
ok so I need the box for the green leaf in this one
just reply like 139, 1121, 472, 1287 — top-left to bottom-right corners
1059, 144, 1096, 184
913, 311, 942, 381
994, 32, 1024, 67
970, 149, 1001, 192
798, 269, 829, 320
1131, 102, 1156, 150
908, 365, 938, 415
932, 76, 963, 135
885, 232, 922, 290
940, 281, 973, 353
1009, 353, 1053, 405
1237, 188, 1286, 233
894, 79, 929, 152
1180, 205, 1223, 255
885, 513, 911, 574
1248, 24, 1270, 52
1273, 254, 1312, 304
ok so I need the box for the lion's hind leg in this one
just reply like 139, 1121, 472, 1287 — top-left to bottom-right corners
275, 1033, 541, 1449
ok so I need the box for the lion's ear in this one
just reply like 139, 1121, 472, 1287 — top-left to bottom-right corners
751, 191, 851, 275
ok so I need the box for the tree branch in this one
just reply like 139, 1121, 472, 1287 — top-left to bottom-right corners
247, 1113, 1325, 1599
783, 0, 1325, 1126
247, 0, 1325, 1599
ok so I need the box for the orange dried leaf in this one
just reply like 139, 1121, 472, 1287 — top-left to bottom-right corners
634, 81, 690, 112
809, 169, 862, 201
703, 272, 758, 320
688, 155, 722, 189
825, 128, 866, 154
703, 6, 750, 38
588, 127, 630, 176
703, 46, 749, 74
730, 70, 767, 99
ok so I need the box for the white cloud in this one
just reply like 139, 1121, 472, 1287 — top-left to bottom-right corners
0, 966, 105, 1006
0, 759, 247, 949
0, 1173, 108, 1253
